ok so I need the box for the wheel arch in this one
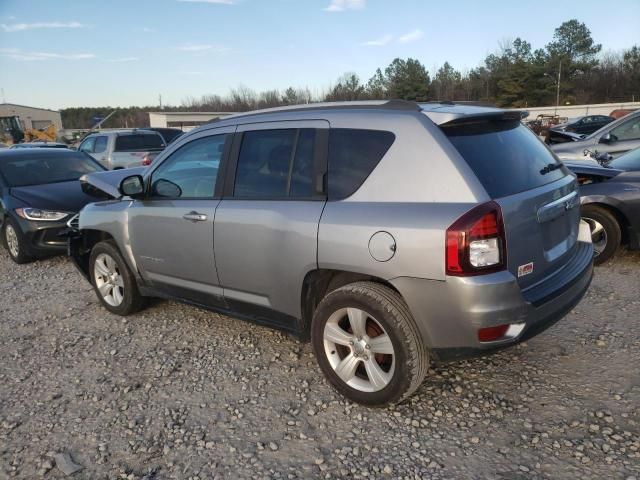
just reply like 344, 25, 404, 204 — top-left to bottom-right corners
582, 201, 631, 245
300, 269, 401, 340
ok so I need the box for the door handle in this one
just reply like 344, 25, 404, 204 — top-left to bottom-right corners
183, 211, 208, 222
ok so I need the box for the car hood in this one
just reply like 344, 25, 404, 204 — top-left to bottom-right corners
10, 180, 97, 212
550, 137, 597, 160
80, 167, 146, 199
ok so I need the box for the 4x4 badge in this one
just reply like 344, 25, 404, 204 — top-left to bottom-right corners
518, 262, 534, 277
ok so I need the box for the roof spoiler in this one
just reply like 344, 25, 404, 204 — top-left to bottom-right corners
437, 110, 529, 126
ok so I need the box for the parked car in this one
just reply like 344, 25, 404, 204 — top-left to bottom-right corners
10, 141, 69, 149
0, 148, 105, 263
551, 110, 640, 161
78, 129, 166, 170
68, 101, 593, 406
582, 145, 640, 170
609, 109, 637, 120
547, 115, 614, 144
526, 114, 567, 136
143, 127, 184, 145
566, 161, 640, 264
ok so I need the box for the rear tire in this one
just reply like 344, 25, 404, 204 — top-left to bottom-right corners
311, 282, 429, 406
2, 217, 33, 264
89, 240, 146, 315
581, 205, 621, 265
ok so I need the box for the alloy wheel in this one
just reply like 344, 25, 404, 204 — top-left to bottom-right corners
583, 217, 608, 258
323, 307, 395, 392
5, 224, 19, 258
94, 253, 125, 307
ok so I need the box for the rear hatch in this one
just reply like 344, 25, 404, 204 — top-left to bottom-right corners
441, 116, 580, 289
113, 133, 166, 165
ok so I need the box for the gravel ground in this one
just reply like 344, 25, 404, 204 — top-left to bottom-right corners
0, 249, 639, 480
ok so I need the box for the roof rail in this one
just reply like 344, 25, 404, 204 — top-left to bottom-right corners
422, 100, 498, 108
207, 100, 422, 123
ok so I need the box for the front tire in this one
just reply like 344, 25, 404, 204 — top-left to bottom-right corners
89, 240, 146, 315
311, 282, 429, 406
2, 217, 32, 264
582, 205, 621, 265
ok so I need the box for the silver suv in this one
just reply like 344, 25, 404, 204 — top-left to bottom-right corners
69, 101, 593, 406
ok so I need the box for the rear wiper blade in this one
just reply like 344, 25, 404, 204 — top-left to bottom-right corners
540, 163, 563, 175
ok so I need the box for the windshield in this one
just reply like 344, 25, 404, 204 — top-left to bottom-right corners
609, 147, 640, 171
0, 152, 103, 187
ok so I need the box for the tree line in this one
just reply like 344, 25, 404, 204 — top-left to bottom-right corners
61, 19, 639, 129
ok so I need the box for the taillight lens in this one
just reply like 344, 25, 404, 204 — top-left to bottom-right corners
142, 154, 153, 166
446, 201, 506, 276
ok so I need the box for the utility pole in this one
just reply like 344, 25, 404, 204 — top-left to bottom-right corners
555, 61, 562, 115
159, 94, 163, 110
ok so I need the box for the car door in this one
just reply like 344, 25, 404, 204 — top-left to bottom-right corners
78, 137, 97, 160
596, 114, 640, 157
91, 135, 109, 167
214, 121, 328, 329
127, 127, 234, 307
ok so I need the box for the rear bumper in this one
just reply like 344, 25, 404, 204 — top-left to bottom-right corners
391, 234, 593, 362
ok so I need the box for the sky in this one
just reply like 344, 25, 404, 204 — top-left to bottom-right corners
0, 0, 638, 110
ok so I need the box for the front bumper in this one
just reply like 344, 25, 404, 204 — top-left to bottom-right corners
13, 215, 72, 257
392, 236, 593, 362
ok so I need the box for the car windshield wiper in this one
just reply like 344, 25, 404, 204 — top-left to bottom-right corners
540, 163, 563, 175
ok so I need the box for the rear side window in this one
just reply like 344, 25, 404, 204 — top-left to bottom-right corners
115, 134, 164, 152
233, 129, 316, 198
442, 120, 567, 198
328, 129, 395, 200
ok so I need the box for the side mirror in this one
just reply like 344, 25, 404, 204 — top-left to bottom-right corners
119, 175, 145, 198
152, 178, 182, 198
599, 133, 614, 144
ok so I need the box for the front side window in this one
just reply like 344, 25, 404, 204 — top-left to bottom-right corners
79, 137, 96, 153
233, 129, 316, 198
150, 134, 227, 199
611, 116, 640, 141
93, 136, 108, 154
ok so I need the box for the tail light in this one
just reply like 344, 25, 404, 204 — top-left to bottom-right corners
446, 201, 506, 276
142, 154, 153, 166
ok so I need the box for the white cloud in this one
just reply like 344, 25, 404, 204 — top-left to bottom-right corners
0, 48, 94, 61
141, 27, 155, 33
398, 28, 424, 44
325, 0, 365, 12
0, 21, 87, 32
177, 0, 236, 4
175, 44, 229, 53
107, 57, 139, 63
361, 34, 393, 47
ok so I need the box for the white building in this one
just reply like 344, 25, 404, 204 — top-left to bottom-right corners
0, 103, 63, 130
148, 111, 235, 131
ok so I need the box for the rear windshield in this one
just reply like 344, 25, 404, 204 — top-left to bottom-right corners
0, 152, 103, 187
115, 134, 164, 152
442, 120, 567, 198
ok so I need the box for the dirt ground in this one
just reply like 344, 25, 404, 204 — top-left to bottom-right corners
0, 249, 638, 479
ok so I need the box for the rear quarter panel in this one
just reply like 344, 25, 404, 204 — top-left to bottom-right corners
318, 111, 489, 282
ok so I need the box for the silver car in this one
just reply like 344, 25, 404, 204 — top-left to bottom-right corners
551, 109, 640, 161
68, 101, 593, 406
